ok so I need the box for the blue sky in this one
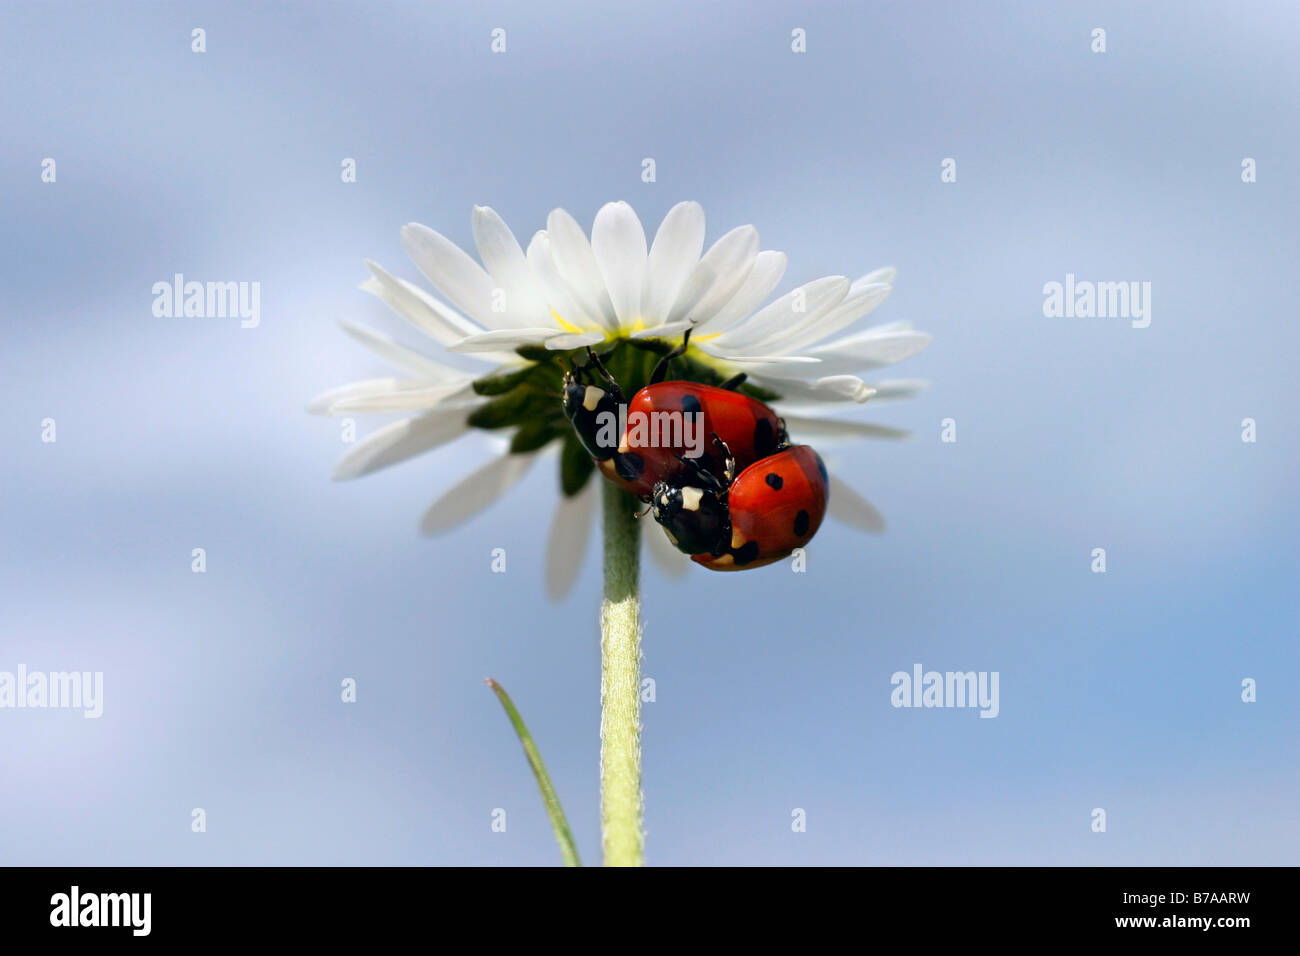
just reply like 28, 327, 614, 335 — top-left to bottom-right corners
1, 0, 1296, 864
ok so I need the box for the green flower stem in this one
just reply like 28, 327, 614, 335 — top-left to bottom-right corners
600, 481, 644, 866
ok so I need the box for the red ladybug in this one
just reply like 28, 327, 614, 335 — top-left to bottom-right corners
562, 331, 786, 498
650, 444, 830, 571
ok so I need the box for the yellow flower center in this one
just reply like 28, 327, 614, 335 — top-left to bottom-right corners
551, 310, 722, 344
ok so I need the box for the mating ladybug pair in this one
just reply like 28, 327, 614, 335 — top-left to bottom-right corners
562, 332, 829, 571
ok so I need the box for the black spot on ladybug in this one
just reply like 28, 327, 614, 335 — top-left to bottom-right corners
681, 394, 701, 415
732, 541, 760, 565
615, 452, 644, 480
794, 510, 810, 536
815, 452, 828, 485
765, 473, 783, 490
753, 418, 775, 456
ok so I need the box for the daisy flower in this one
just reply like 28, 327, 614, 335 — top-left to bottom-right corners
310, 200, 932, 596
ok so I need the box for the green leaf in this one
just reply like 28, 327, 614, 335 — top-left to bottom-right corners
486, 679, 581, 867
560, 433, 595, 496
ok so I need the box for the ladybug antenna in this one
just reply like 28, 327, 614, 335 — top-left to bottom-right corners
650, 327, 692, 384
586, 347, 620, 392
634, 503, 652, 519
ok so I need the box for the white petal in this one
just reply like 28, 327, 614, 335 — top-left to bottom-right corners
774, 381, 926, 415
778, 413, 910, 440
332, 408, 472, 480
327, 381, 477, 414
630, 320, 692, 340
856, 319, 913, 335
419, 451, 536, 535
710, 276, 850, 352
667, 225, 760, 325
361, 260, 483, 344
640, 201, 705, 324
545, 330, 608, 350
750, 373, 876, 403
803, 329, 933, 374
590, 201, 648, 328
700, 349, 821, 366
526, 230, 603, 331
692, 250, 787, 332
827, 477, 885, 533
447, 328, 564, 352
547, 208, 619, 331
771, 281, 895, 354
472, 206, 549, 325
401, 223, 502, 327
852, 266, 897, 292
645, 522, 690, 578
544, 479, 596, 600
308, 378, 419, 416
339, 321, 466, 379
864, 379, 929, 402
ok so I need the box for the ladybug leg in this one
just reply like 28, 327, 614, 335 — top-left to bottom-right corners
675, 452, 728, 494
711, 432, 736, 483
719, 372, 748, 391
650, 328, 693, 384
583, 347, 626, 404
775, 416, 791, 449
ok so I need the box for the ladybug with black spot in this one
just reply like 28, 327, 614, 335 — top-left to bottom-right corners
562, 330, 788, 499
650, 440, 830, 571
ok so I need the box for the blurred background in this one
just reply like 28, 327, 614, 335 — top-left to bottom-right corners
1, 0, 1296, 865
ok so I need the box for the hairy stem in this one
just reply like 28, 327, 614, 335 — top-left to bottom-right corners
600, 481, 643, 866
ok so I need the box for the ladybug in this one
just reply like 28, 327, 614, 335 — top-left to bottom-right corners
562, 331, 787, 498
650, 443, 830, 571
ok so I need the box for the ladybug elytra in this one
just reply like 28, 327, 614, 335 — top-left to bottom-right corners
562, 331, 787, 498
651, 443, 830, 571
561, 330, 832, 572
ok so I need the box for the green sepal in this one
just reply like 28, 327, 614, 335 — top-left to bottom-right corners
738, 381, 780, 403
515, 343, 558, 362
560, 434, 595, 497
466, 389, 539, 429
472, 365, 538, 396
510, 421, 562, 454
620, 337, 674, 356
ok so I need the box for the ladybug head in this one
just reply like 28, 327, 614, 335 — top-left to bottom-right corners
649, 479, 729, 557
560, 367, 588, 420
562, 366, 622, 461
